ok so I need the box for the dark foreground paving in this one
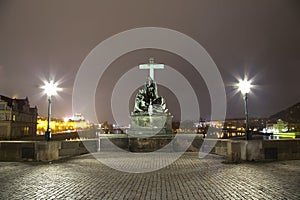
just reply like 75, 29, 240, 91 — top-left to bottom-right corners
0, 153, 299, 200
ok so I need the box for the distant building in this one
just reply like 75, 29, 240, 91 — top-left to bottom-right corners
193, 118, 267, 138
264, 119, 289, 134
0, 95, 37, 139
36, 113, 92, 134
195, 118, 266, 132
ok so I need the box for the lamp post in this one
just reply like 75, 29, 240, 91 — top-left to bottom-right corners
42, 80, 58, 141
237, 79, 252, 140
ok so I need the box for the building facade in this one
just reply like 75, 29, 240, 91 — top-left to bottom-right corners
36, 114, 92, 135
0, 95, 37, 139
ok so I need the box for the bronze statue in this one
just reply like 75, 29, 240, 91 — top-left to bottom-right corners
133, 77, 167, 115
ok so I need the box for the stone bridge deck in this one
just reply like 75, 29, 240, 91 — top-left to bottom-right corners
0, 152, 299, 199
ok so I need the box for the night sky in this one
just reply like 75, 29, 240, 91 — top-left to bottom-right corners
0, 0, 299, 123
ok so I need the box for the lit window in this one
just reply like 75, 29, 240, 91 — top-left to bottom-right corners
24, 127, 29, 135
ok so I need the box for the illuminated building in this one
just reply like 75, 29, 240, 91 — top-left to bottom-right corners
36, 114, 92, 134
0, 95, 37, 139
193, 118, 267, 138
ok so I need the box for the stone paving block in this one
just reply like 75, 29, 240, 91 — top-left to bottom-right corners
0, 152, 299, 199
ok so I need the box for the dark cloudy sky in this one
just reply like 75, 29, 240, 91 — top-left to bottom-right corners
0, 0, 299, 123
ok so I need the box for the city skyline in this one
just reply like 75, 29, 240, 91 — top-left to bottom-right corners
0, 0, 299, 123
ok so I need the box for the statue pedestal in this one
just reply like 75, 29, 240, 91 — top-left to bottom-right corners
129, 113, 173, 136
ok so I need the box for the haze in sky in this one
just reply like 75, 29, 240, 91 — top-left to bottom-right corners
0, 0, 299, 123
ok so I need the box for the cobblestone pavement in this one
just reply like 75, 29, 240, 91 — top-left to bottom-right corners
0, 153, 299, 200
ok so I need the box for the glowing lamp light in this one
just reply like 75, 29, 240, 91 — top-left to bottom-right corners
237, 79, 252, 94
42, 80, 58, 97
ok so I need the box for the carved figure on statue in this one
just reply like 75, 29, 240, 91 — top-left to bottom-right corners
133, 89, 148, 113
133, 76, 168, 115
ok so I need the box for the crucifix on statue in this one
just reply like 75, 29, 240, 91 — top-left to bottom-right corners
139, 58, 164, 81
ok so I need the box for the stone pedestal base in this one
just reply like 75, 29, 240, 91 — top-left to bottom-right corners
129, 114, 173, 137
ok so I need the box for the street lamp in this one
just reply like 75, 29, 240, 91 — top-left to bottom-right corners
42, 80, 59, 141
237, 79, 252, 140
